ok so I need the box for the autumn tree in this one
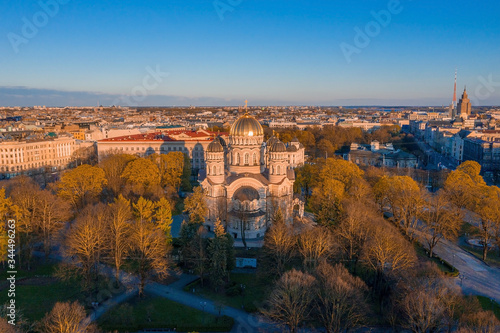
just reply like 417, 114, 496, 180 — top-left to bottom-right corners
310, 178, 345, 227
374, 175, 423, 239
444, 161, 485, 210
154, 197, 173, 243
57, 164, 107, 210
419, 191, 463, 258
264, 269, 316, 333
158, 152, 185, 191
130, 197, 170, 296
0, 317, 20, 333
121, 158, 161, 197
105, 195, 132, 283
99, 153, 136, 196
314, 261, 369, 333
184, 186, 208, 224
319, 158, 364, 192
298, 226, 333, 271
38, 301, 98, 333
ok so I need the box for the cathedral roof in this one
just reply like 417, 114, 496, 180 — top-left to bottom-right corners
269, 140, 287, 152
230, 113, 264, 137
207, 139, 224, 153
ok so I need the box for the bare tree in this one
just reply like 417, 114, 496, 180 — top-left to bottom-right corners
38, 301, 98, 333
458, 310, 500, 333
263, 217, 296, 275
314, 261, 368, 333
0, 317, 20, 333
297, 226, 333, 271
419, 191, 463, 258
105, 195, 132, 283
263, 269, 316, 333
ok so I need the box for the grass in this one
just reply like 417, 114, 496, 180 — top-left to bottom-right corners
98, 293, 234, 332
459, 243, 500, 268
184, 272, 269, 313
477, 296, 500, 320
0, 262, 86, 322
460, 222, 480, 237
413, 242, 459, 277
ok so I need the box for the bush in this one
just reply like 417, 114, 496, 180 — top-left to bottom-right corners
225, 282, 242, 297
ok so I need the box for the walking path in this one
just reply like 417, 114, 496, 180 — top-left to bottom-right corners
425, 237, 500, 303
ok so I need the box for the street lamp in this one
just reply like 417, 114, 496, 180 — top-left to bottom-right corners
459, 273, 465, 286
240, 284, 246, 310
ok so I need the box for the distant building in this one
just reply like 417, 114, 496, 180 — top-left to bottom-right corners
346, 141, 418, 168
0, 135, 76, 178
457, 88, 472, 119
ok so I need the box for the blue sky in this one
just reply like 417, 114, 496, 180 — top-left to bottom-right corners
1, 0, 499, 106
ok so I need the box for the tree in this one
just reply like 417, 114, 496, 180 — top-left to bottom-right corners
310, 178, 344, 227
106, 195, 132, 283
130, 197, 170, 296
444, 161, 486, 210
476, 186, 500, 260
364, 218, 416, 287
0, 317, 20, 333
419, 191, 462, 258
99, 153, 136, 196
263, 216, 296, 275
184, 186, 208, 224
35, 190, 71, 257
337, 200, 374, 272
314, 261, 368, 333
319, 158, 364, 191
400, 280, 449, 333
58, 164, 107, 210
374, 175, 423, 239
63, 206, 105, 289
459, 310, 500, 333
154, 197, 173, 243
121, 158, 161, 196
297, 226, 333, 271
38, 301, 98, 333
207, 219, 229, 292
264, 269, 316, 333
159, 152, 185, 191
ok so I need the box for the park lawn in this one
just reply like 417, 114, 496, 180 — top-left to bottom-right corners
98, 293, 233, 332
459, 243, 500, 268
0, 263, 85, 322
413, 242, 458, 276
477, 296, 500, 320
185, 272, 269, 312
0, 261, 56, 280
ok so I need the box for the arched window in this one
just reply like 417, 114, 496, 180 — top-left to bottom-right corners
236, 153, 240, 165
213, 165, 217, 175
277, 165, 281, 175
253, 153, 257, 165
271, 165, 274, 174
244, 153, 249, 165
218, 165, 222, 174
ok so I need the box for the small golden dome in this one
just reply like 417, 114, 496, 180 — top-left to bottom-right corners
230, 114, 264, 137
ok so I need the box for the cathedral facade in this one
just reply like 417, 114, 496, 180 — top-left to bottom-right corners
199, 113, 305, 240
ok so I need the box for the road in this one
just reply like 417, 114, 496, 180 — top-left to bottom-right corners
428, 237, 500, 303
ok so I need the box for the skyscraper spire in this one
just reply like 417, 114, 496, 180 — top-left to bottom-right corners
452, 69, 457, 108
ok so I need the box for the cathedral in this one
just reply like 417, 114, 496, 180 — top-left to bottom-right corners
199, 113, 305, 240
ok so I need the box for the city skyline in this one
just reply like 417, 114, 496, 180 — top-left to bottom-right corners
1, 0, 500, 106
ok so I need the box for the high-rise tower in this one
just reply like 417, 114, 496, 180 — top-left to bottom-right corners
449, 70, 458, 119
457, 87, 472, 119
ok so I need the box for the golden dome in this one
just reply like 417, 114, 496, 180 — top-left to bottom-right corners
229, 114, 264, 137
